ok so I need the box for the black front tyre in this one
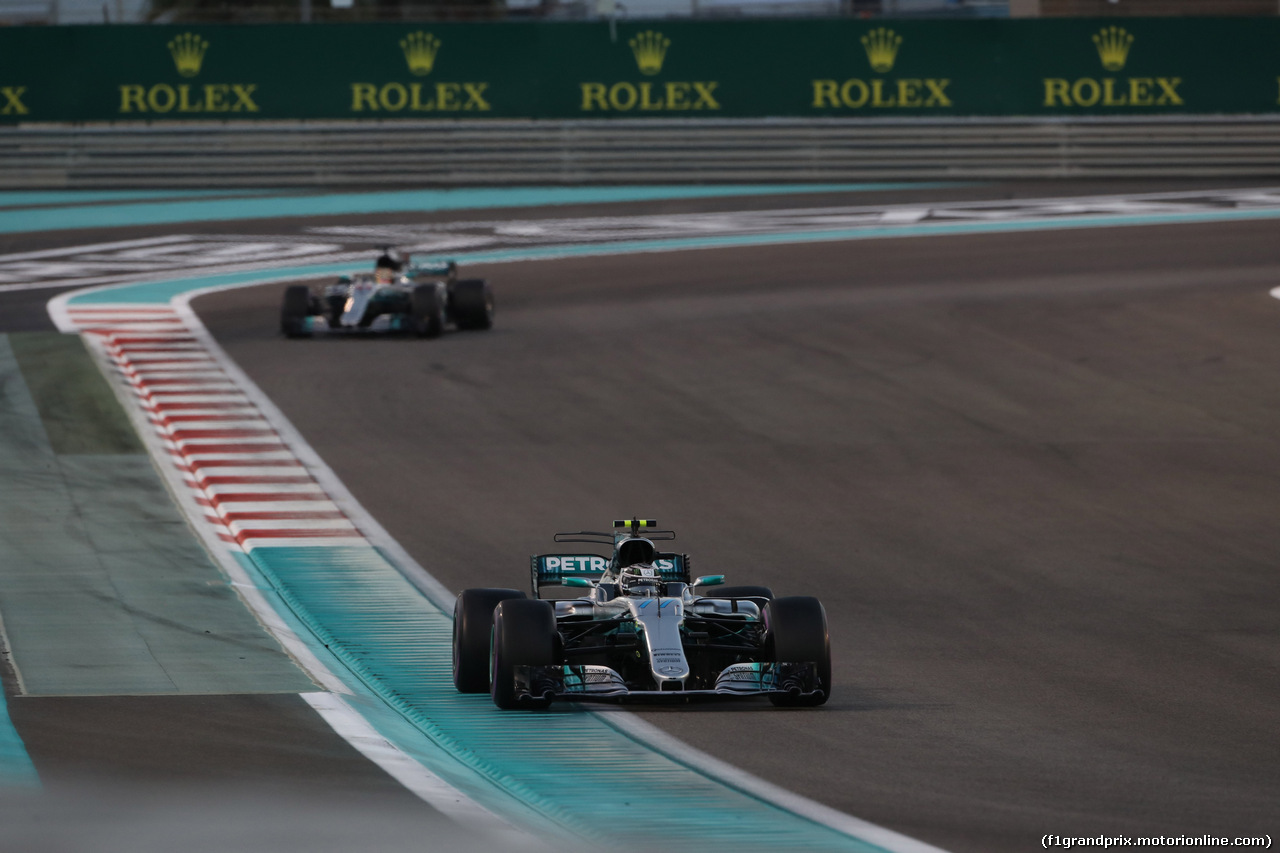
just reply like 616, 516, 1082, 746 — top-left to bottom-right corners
453, 588, 526, 693
491, 599, 557, 710
281, 285, 313, 338
451, 279, 494, 331
764, 596, 831, 707
411, 283, 447, 338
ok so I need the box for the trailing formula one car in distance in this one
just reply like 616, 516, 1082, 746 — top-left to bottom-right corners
280, 248, 494, 338
453, 518, 832, 710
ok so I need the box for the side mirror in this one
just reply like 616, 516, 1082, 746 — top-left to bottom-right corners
563, 577, 593, 588
693, 574, 724, 587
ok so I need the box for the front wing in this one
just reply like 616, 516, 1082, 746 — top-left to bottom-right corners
296, 313, 412, 334
512, 662, 822, 702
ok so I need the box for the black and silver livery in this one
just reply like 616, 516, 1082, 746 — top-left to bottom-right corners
280, 248, 494, 338
453, 518, 832, 710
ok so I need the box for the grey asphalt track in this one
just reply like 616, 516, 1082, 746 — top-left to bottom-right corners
193, 215, 1280, 853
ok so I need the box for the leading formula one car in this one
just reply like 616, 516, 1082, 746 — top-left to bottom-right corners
452, 519, 831, 709
280, 248, 494, 338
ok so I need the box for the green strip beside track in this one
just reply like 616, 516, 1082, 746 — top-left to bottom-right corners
0, 333, 315, 698
9, 334, 142, 455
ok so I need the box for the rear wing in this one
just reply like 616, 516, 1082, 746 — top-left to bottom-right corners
530, 552, 691, 598
407, 258, 458, 279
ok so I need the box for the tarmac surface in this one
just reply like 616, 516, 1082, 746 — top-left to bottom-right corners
1, 181, 1277, 852
194, 212, 1280, 853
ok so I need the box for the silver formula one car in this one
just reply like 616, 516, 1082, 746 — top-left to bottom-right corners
452, 519, 831, 710
280, 248, 494, 338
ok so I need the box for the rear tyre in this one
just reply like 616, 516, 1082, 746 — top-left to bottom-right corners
451, 279, 494, 331
764, 596, 831, 707
411, 283, 446, 338
491, 599, 557, 710
453, 588, 526, 693
281, 285, 312, 338
709, 585, 774, 600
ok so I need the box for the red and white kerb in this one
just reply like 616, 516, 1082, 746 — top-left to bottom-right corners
65, 305, 362, 552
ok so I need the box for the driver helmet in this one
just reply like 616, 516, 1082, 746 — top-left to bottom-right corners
374, 250, 403, 283
616, 538, 662, 597
616, 537, 657, 569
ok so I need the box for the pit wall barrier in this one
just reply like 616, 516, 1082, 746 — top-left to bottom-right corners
5, 17, 1280, 122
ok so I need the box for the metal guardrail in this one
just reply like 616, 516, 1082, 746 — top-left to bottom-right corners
3, 117, 1280, 188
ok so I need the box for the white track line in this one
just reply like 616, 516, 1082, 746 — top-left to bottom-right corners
301, 692, 537, 848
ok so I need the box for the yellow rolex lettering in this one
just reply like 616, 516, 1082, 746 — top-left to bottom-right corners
1155, 77, 1182, 106
230, 84, 259, 112
1043, 79, 1070, 107
119, 85, 146, 113
840, 79, 869, 108
811, 80, 839, 108
408, 82, 429, 111
462, 82, 490, 111
665, 82, 690, 110
1071, 78, 1101, 107
609, 82, 638, 111
204, 84, 229, 111
177, 84, 203, 113
581, 83, 607, 111
147, 84, 176, 113
871, 79, 896, 108
580, 80, 715, 112
436, 82, 461, 111
380, 83, 408, 112
1102, 78, 1127, 107
923, 78, 951, 107
639, 82, 664, 111
0, 85, 27, 115
897, 79, 922, 108
1129, 77, 1153, 107
351, 83, 378, 111
691, 81, 719, 110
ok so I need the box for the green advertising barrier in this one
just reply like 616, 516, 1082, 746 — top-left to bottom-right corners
1, 18, 1279, 122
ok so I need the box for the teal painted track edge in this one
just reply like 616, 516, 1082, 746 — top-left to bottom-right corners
237, 547, 594, 842
0, 183, 959, 235
0, 189, 273, 210
240, 544, 889, 853
0, 690, 36, 788
0, 344, 43, 789
67, 202, 1280, 306
226, 552, 564, 839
